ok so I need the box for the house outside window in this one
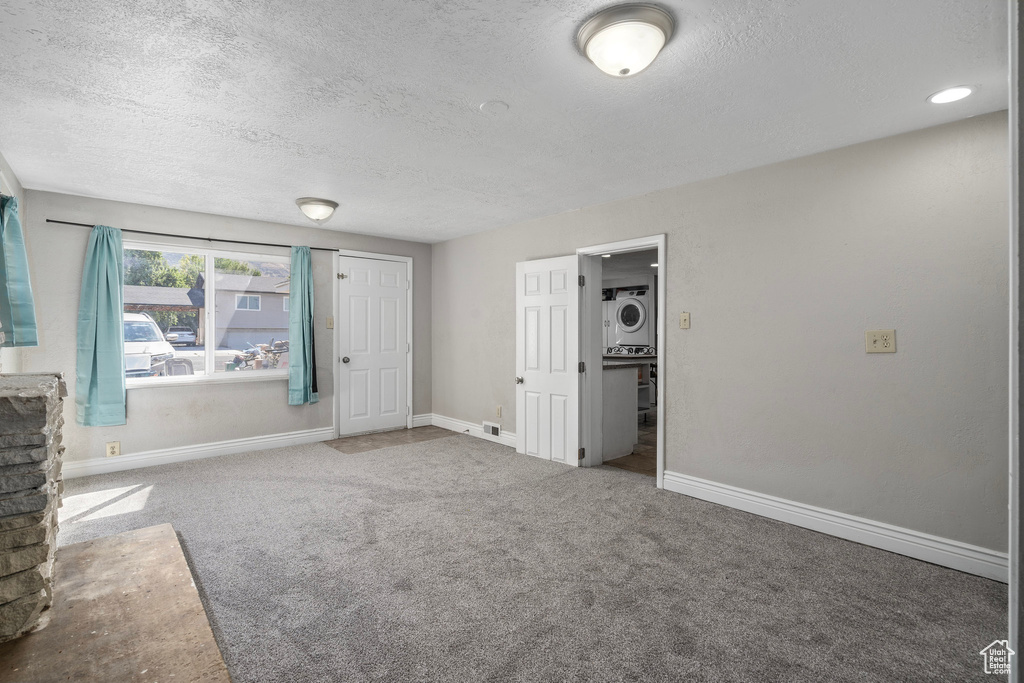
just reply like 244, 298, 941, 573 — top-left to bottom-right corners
283, 298, 289, 312
235, 294, 261, 311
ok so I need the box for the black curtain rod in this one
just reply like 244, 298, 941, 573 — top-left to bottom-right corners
45, 219, 338, 253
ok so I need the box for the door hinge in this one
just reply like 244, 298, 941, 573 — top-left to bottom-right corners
407, 406, 411, 416
337, 272, 347, 279
578, 361, 585, 373
578, 275, 585, 287
578, 447, 585, 461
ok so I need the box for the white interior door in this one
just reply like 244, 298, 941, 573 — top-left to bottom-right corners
515, 256, 580, 464
338, 256, 410, 436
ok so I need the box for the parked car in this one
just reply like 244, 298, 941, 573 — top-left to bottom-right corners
124, 313, 176, 378
165, 325, 196, 346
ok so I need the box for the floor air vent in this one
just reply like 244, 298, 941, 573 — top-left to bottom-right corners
482, 421, 501, 442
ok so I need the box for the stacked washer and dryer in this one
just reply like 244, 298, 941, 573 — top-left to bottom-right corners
603, 287, 655, 355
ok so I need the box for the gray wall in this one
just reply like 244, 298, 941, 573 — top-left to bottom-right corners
432, 112, 1010, 551
1012, 0, 1022, 657
19, 190, 432, 462
0, 149, 27, 374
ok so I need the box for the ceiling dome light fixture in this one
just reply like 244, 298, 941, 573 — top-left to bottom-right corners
928, 86, 973, 104
577, 4, 674, 78
296, 197, 339, 224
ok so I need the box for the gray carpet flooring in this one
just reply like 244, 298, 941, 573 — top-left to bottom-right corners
58, 435, 1007, 682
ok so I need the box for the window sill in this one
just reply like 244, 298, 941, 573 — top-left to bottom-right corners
126, 370, 288, 390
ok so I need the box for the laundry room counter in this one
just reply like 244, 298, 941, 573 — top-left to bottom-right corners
602, 357, 654, 415
601, 361, 643, 370
602, 365, 638, 461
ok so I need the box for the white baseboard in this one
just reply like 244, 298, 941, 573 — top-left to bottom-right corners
63, 426, 335, 479
429, 413, 516, 448
663, 471, 1008, 583
412, 413, 433, 428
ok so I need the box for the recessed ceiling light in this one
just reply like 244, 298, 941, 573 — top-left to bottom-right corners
602, 254, 612, 258
928, 86, 973, 104
296, 197, 339, 224
478, 100, 510, 115
577, 4, 674, 78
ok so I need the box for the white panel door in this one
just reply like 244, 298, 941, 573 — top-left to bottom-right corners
515, 256, 580, 465
338, 256, 409, 435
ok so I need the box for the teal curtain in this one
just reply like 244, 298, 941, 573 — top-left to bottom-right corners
76, 226, 126, 426
288, 246, 318, 405
0, 195, 38, 347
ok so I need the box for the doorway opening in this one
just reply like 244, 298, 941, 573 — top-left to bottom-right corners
512, 235, 666, 486
579, 235, 666, 487
599, 248, 658, 477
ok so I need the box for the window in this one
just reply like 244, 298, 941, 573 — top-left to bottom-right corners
235, 295, 261, 311
283, 298, 289, 312
123, 243, 290, 384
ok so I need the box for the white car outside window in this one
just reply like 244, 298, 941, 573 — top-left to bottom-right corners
124, 313, 176, 378
166, 326, 197, 346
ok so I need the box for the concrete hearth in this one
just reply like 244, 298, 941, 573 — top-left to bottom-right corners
0, 524, 230, 682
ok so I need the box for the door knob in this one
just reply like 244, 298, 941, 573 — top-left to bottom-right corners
342, 357, 350, 364
515, 377, 524, 384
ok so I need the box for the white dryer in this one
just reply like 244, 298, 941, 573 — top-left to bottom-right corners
614, 289, 653, 347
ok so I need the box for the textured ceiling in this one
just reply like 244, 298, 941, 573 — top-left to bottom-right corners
0, 0, 1008, 243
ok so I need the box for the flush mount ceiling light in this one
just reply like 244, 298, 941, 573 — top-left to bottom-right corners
296, 197, 339, 224
928, 86, 973, 104
577, 4, 674, 78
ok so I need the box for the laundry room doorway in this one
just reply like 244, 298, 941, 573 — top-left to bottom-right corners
513, 235, 666, 488
580, 236, 665, 487
595, 247, 660, 479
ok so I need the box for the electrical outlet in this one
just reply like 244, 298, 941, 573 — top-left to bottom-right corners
496, 405, 501, 419
866, 330, 896, 353
326, 316, 334, 329
106, 441, 120, 458
680, 312, 690, 329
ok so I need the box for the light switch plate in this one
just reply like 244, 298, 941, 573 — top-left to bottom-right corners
680, 312, 690, 329
326, 316, 334, 329
866, 330, 896, 353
